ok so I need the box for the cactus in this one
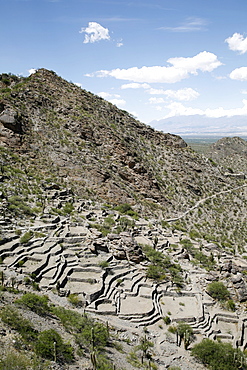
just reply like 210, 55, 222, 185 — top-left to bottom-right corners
0, 271, 4, 286
90, 351, 97, 370
91, 327, 95, 350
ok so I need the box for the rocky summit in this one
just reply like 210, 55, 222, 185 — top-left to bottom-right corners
1, 69, 247, 369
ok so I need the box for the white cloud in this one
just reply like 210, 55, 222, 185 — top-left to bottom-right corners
109, 98, 126, 107
116, 39, 123, 47
98, 92, 120, 98
121, 82, 150, 89
149, 87, 199, 101
149, 97, 165, 104
92, 51, 222, 83
229, 67, 247, 81
242, 90, 247, 95
98, 91, 112, 99
164, 99, 247, 118
74, 82, 82, 87
168, 51, 222, 73
161, 17, 208, 32
225, 33, 247, 54
79, 22, 110, 43
28, 68, 37, 75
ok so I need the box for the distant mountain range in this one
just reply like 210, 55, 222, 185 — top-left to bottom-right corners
150, 115, 247, 137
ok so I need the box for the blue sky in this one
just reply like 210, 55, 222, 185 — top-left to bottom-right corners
1, 0, 247, 133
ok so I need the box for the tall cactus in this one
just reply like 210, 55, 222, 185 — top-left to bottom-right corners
90, 351, 97, 370
91, 327, 95, 350
0, 271, 4, 286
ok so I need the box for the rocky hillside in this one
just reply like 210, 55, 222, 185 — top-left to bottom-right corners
1, 69, 247, 246
2, 70, 247, 369
206, 136, 247, 174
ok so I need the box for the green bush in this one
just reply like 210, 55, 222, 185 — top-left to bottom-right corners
76, 321, 109, 350
0, 351, 49, 370
144, 245, 183, 285
52, 307, 109, 350
146, 264, 166, 281
8, 196, 34, 216
20, 231, 33, 244
35, 329, 73, 363
189, 229, 201, 239
226, 299, 236, 311
114, 203, 139, 219
51, 306, 83, 332
89, 223, 112, 236
0, 306, 37, 342
16, 293, 50, 316
98, 260, 109, 269
67, 293, 82, 307
117, 216, 135, 231
163, 316, 171, 325
191, 338, 246, 370
207, 281, 230, 301
62, 202, 74, 215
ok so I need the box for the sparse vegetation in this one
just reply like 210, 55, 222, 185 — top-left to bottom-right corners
2, 69, 247, 370
144, 245, 183, 286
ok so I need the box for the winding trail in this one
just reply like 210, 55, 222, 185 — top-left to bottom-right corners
165, 183, 247, 222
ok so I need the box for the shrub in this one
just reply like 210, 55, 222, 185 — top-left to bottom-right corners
67, 293, 81, 307
89, 223, 112, 237
52, 307, 109, 350
114, 203, 139, 219
76, 321, 109, 350
207, 281, 230, 301
35, 329, 73, 363
8, 196, 34, 216
189, 229, 201, 239
16, 293, 50, 316
226, 299, 236, 311
146, 264, 166, 281
17, 260, 25, 267
0, 351, 48, 370
98, 260, 109, 269
118, 216, 135, 231
144, 245, 183, 285
0, 306, 37, 342
51, 306, 83, 332
20, 231, 33, 244
191, 338, 246, 370
62, 202, 74, 215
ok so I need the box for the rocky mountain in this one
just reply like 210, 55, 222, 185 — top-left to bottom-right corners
205, 136, 247, 175
1, 70, 247, 369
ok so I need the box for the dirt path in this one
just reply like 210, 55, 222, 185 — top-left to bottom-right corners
165, 183, 247, 222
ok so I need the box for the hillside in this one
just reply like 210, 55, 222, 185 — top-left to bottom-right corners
1, 70, 247, 244
1, 70, 247, 369
205, 136, 247, 175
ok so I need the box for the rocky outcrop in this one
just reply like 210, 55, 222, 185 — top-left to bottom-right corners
232, 274, 247, 302
0, 106, 23, 146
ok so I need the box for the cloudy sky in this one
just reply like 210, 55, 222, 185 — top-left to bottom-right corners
1, 0, 247, 132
